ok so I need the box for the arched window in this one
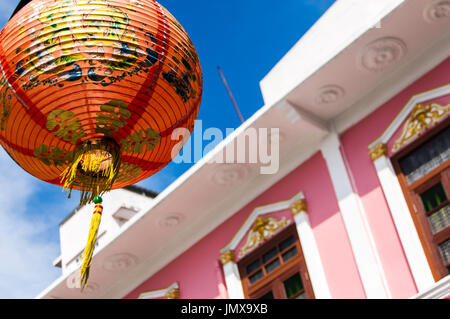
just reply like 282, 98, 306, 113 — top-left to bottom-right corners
238, 224, 315, 299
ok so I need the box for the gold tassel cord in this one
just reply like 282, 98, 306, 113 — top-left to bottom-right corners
79, 198, 103, 290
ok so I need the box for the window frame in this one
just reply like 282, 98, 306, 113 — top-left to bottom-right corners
391, 118, 450, 280
237, 224, 315, 299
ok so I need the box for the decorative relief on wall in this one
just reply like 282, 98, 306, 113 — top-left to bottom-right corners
158, 213, 185, 228
289, 198, 307, 216
358, 37, 407, 72
211, 164, 251, 186
369, 143, 388, 161
424, 0, 450, 23
392, 102, 450, 153
102, 253, 138, 272
315, 85, 346, 105
238, 216, 290, 258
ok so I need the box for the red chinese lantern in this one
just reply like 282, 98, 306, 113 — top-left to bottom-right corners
0, 0, 202, 288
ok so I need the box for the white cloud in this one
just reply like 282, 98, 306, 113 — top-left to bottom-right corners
0, 148, 64, 298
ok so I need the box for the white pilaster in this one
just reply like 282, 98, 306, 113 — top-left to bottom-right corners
293, 211, 331, 298
221, 257, 245, 299
320, 133, 388, 298
373, 154, 435, 291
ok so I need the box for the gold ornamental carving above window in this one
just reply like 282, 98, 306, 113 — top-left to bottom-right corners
238, 216, 290, 259
392, 102, 449, 153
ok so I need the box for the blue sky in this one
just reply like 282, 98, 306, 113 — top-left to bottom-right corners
0, 0, 335, 298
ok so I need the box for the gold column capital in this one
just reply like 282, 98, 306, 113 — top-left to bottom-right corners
369, 143, 388, 161
289, 198, 307, 216
165, 287, 180, 299
219, 249, 235, 265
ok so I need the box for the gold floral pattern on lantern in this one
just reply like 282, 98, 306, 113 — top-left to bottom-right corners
392, 102, 450, 153
46, 109, 86, 144
120, 128, 161, 154
34, 144, 73, 166
238, 216, 290, 258
95, 100, 131, 137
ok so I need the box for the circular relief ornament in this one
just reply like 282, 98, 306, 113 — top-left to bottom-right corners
211, 164, 252, 186
102, 253, 138, 272
424, 0, 450, 23
158, 213, 185, 227
315, 85, 346, 105
358, 37, 407, 72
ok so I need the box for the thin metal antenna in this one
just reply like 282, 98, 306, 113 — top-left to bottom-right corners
217, 66, 245, 124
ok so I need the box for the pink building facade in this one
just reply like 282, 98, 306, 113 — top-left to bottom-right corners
40, 0, 450, 299
123, 58, 449, 300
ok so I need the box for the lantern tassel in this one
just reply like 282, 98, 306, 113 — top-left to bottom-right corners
60, 139, 121, 206
80, 197, 103, 290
